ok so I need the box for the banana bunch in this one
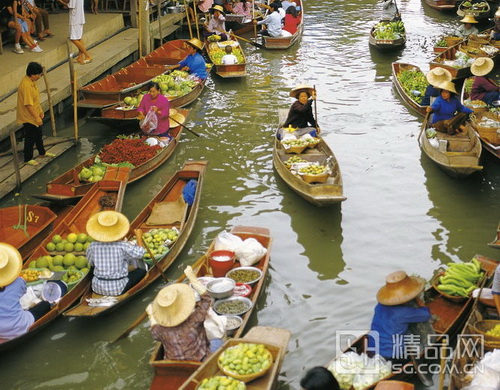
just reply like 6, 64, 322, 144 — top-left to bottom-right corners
436, 258, 483, 297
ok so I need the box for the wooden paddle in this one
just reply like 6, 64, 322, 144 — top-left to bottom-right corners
230, 32, 265, 49
169, 115, 200, 137
313, 84, 319, 133
418, 111, 430, 142
135, 229, 169, 283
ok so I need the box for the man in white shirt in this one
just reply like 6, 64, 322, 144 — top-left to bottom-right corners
221, 45, 238, 65
255, 2, 282, 37
57, 0, 92, 64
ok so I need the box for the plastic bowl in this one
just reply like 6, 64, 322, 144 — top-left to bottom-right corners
213, 296, 253, 316
226, 267, 263, 286
207, 277, 235, 300
224, 315, 243, 336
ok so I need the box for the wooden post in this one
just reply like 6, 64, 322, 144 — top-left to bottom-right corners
138, 0, 143, 57
193, 0, 200, 40
66, 39, 75, 85
184, 0, 192, 39
42, 66, 57, 136
157, 0, 163, 46
72, 69, 79, 142
252, 0, 256, 38
130, 0, 138, 28
138, 0, 150, 56
10, 131, 22, 191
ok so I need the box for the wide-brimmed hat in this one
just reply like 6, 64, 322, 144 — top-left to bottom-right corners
439, 80, 457, 94
0, 243, 22, 287
151, 283, 196, 327
290, 84, 314, 98
495, 9, 500, 18
460, 14, 478, 23
471, 57, 494, 76
210, 5, 225, 14
426, 67, 452, 88
169, 112, 186, 128
377, 271, 425, 306
86, 211, 130, 242
186, 38, 204, 52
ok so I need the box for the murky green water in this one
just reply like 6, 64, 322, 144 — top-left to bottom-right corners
1, 0, 499, 388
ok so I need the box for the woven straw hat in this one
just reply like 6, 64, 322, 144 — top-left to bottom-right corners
460, 14, 478, 23
86, 211, 130, 242
377, 271, 425, 306
186, 38, 204, 52
169, 112, 186, 128
211, 5, 225, 14
0, 243, 22, 287
426, 67, 452, 88
290, 84, 314, 98
439, 80, 457, 94
151, 283, 196, 327
471, 57, 494, 76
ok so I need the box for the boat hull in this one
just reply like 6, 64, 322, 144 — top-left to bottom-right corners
391, 62, 427, 117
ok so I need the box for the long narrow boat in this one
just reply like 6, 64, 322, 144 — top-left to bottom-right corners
205, 39, 247, 78
78, 40, 190, 108
0, 178, 128, 352
0, 205, 57, 262
423, 0, 459, 12
273, 109, 345, 206
326, 255, 497, 390
179, 326, 291, 390
261, 0, 303, 49
33, 110, 188, 204
64, 161, 207, 317
91, 84, 204, 128
391, 62, 427, 117
149, 225, 272, 390
368, 20, 406, 51
418, 114, 483, 178
456, 0, 491, 21
488, 222, 500, 248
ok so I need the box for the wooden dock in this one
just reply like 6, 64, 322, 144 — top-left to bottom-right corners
0, 136, 75, 200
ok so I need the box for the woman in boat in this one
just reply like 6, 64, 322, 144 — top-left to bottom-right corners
421, 67, 452, 106
146, 265, 212, 361
136, 82, 171, 137
368, 271, 431, 362
282, 5, 300, 35
168, 38, 208, 80
254, 2, 282, 37
86, 211, 147, 297
426, 80, 473, 135
381, 0, 399, 21
0, 243, 51, 340
281, 85, 319, 137
454, 15, 479, 38
203, 5, 228, 41
232, 0, 252, 18
470, 57, 500, 106
300, 366, 340, 390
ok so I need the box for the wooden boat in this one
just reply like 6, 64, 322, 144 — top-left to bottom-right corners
91, 84, 204, 129
205, 39, 247, 78
423, 0, 459, 12
261, 0, 303, 49
326, 255, 497, 390
224, 13, 262, 36
457, 0, 491, 21
64, 161, 207, 317
488, 222, 500, 248
149, 225, 272, 390
0, 205, 57, 262
0, 178, 128, 352
179, 326, 291, 390
469, 111, 500, 159
33, 110, 188, 204
391, 62, 427, 117
273, 109, 345, 206
78, 40, 190, 109
368, 20, 406, 51
418, 114, 483, 178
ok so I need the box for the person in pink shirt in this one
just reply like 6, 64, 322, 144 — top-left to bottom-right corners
188, 0, 213, 23
232, 0, 252, 18
137, 82, 171, 137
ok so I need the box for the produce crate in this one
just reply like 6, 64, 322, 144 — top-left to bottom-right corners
300, 172, 329, 184
471, 111, 500, 145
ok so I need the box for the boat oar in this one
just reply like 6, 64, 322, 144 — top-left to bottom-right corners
313, 84, 319, 134
418, 111, 430, 142
169, 115, 200, 137
135, 229, 169, 283
230, 32, 265, 49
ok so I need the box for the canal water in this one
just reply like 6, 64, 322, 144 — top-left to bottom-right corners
1, 0, 499, 388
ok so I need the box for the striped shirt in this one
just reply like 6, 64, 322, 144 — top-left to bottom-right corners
86, 241, 146, 296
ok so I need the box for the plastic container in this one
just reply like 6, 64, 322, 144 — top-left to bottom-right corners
208, 250, 235, 277
207, 277, 235, 299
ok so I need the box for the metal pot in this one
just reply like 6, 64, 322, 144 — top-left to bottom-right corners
167, 5, 184, 13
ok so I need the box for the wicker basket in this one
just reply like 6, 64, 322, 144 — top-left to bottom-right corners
431, 272, 468, 303
306, 138, 320, 149
470, 112, 500, 145
283, 144, 308, 154
472, 320, 500, 342
217, 347, 273, 383
300, 172, 329, 184
445, 37, 462, 46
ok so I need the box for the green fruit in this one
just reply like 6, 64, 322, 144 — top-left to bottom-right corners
124, 96, 133, 105
67, 265, 78, 272
54, 265, 65, 272
63, 253, 76, 267
74, 243, 84, 252
55, 242, 65, 252
28, 261, 37, 269
75, 256, 88, 269
37, 257, 49, 268
46, 242, 56, 252
53, 255, 64, 266
64, 243, 74, 252
77, 233, 87, 243
66, 233, 78, 244
83, 242, 91, 250
81, 267, 90, 274
52, 235, 62, 244
79, 168, 92, 180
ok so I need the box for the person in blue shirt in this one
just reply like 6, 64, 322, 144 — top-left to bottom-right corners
421, 67, 452, 106
169, 38, 208, 80
426, 80, 473, 135
368, 271, 431, 361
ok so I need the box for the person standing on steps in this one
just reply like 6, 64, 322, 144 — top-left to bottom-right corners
17, 62, 55, 166
57, 0, 92, 64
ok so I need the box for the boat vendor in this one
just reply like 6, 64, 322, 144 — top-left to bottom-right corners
254, 2, 282, 37
470, 57, 500, 106
453, 14, 479, 38
421, 67, 452, 106
300, 366, 340, 390
0, 243, 51, 340
381, 0, 400, 21
280, 85, 319, 139
146, 265, 212, 361
203, 5, 228, 41
86, 211, 147, 297
426, 80, 473, 135
167, 38, 208, 80
368, 271, 431, 362
490, 10, 500, 40
136, 82, 171, 137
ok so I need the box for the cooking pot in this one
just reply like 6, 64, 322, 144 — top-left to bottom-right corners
167, 5, 184, 13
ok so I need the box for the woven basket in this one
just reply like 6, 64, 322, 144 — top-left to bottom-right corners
306, 138, 320, 149
431, 272, 468, 303
217, 347, 273, 383
470, 112, 500, 145
472, 320, 500, 342
301, 172, 329, 184
445, 37, 462, 46
283, 144, 308, 154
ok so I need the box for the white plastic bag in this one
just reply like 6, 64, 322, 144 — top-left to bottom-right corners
235, 238, 267, 266
214, 231, 243, 252
139, 109, 158, 133
20, 286, 42, 310
204, 307, 227, 340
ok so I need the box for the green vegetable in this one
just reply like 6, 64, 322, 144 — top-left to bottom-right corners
397, 69, 427, 104
373, 21, 405, 40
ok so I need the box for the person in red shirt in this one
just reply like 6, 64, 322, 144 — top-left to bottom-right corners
283, 4, 300, 35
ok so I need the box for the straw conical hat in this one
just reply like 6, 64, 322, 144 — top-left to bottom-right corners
86, 211, 130, 242
0, 243, 22, 287
460, 14, 478, 23
377, 271, 425, 306
210, 5, 225, 14
426, 67, 452, 88
471, 57, 494, 76
290, 84, 314, 98
186, 38, 204, 52
439, 80, 457, 94
151, 283, 196, 327
169, 113, 186, 128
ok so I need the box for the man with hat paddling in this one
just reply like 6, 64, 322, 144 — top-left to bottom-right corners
204, 5, 228, 41
280, 85, 320, 139
368, 271, 431, 362
146, 265, 212, 361
0, 243, 51, 340
168, 38, 208, 80
470, 57, 500, 106
86, 211, 147, 296
454, 15, 479, 38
